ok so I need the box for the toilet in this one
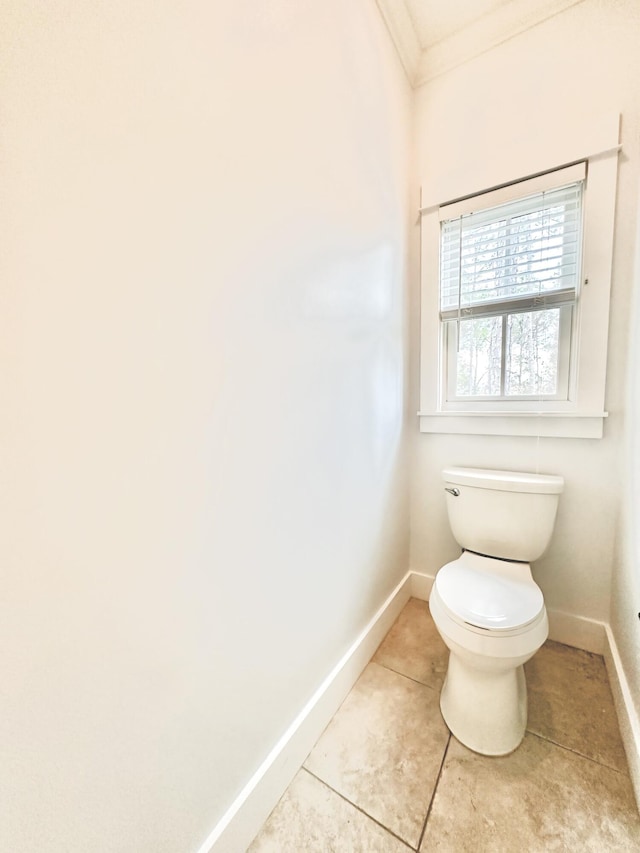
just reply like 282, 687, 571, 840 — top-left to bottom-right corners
429, 466, 564, 756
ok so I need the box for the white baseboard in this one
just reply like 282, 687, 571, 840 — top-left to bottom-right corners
409, 571, 434, 600
545, 608, 607, 655
197, 571, 413, 853
603, 625, 640, 813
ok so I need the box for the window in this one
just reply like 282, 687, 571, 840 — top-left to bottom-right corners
418, 113, 620, 439
440, 167, 583, 405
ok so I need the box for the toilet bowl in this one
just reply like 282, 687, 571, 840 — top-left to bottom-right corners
429, 467, 563, 756
430, 551, 548, 755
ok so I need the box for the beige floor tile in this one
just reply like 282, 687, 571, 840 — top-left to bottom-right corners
372, 598, 449, 690
304, 661, 449, 848
421, 734, 640, 852
248, 769, 410, 853
525, 640, 628, 772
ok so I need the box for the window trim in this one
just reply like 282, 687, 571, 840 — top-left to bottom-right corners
418, 113, 620, 440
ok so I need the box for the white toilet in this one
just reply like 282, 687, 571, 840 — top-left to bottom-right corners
429, 466, 564, 756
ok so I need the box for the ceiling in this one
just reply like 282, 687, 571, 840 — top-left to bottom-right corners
375, 0, 585, 87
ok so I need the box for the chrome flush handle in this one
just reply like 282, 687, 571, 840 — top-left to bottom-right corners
444, 487, 460, 497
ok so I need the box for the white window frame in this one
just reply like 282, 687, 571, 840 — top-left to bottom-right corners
418, 112, 620, 439
440, 163, 584, 409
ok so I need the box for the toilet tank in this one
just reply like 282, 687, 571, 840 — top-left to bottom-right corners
442, 467, 564, 563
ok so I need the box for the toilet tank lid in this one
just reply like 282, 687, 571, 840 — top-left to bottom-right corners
442, 467, 564, 494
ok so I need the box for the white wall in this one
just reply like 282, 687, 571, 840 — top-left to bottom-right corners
610, 177, 640, 793
0, 2, 412, 851
411, 0, 640, 627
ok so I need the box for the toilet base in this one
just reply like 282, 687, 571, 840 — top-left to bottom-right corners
440, 651, 528, 756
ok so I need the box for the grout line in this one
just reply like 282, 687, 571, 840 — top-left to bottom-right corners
526, 728, 629, 775
416, 732, 451, 852
373, 660, 442, 694
301, 767, 415, 851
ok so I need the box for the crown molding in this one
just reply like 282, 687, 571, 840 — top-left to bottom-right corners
376, 0, 586, 89
374, 0, 421, 85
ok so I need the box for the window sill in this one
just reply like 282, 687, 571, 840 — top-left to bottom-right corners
418, 411, 608, 439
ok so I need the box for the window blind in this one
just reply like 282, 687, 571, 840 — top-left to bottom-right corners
440, 181, 584, 321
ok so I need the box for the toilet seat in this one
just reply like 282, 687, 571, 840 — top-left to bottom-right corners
434, 551, 544, 634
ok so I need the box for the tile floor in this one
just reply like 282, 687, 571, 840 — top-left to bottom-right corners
249, 598, 640, 851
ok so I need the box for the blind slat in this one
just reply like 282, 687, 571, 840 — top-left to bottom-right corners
441, 250, 580, 275
439, 224, 582, 261
441, 278, 579, 307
